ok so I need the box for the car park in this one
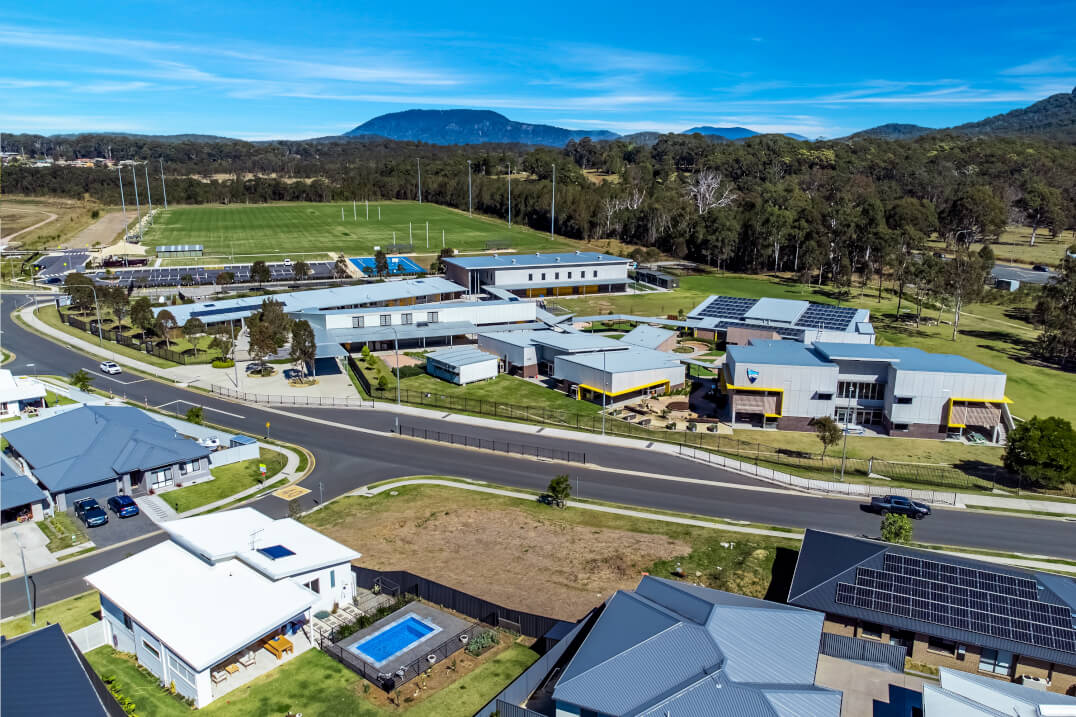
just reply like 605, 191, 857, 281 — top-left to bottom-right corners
74, 497, 109, 527
107, 495, 140, 518
99, 360, 122, 375
868, 494, 931, 519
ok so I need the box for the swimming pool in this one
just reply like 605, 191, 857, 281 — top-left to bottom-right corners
350, 613, 443, 666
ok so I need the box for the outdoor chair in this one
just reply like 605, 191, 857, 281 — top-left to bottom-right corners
239, 651, 256, 667
211, 670, 227, 684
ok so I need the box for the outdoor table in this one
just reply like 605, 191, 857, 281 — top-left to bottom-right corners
265, 635, 294, 659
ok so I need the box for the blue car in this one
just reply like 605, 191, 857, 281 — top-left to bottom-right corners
73, 498, 109, 527
107, 495, 140, 518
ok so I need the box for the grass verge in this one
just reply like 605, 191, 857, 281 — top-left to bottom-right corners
37, 512, 89, 552
0, 590, 100, 638
161, 448, 286, 513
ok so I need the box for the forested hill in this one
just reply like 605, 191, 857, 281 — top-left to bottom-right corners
948, 87, 1076, 140
845, 123, 935, 141
345, 109, 619, 146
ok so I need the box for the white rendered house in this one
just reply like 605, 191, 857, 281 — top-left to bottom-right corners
85, 508, 360, 707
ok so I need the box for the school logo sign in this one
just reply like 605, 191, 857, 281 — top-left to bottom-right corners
747, 369, 759, 384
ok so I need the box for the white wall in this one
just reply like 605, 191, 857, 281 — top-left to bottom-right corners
489, 260, 628, 286
321, 300, 536, 330
887, 368, 1007, 426
554, 358, 684, 395
290, 563, 354, 613
477, 334, 537, 367
457, 359, 499, 384
725, 355, 839, 419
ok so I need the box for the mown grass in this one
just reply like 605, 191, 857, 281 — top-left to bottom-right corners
37, 512, 89, 552
0, 590, 100, 638
161, 448, 286, 513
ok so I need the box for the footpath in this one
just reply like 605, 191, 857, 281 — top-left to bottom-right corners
18, 301, 1076, 519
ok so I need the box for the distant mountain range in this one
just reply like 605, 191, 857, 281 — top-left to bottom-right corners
345, 109, 618, 146
847, 87, 1076, 141
683, 126, 809, 141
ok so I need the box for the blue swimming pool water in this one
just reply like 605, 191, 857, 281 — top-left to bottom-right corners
352, 615, 439, 665
349, 256, 425, 275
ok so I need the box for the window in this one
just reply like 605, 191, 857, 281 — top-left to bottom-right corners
837, 381, 886, 401
567, 271, 572, 279
142, 639, 160, 659
330, 570, 336, 588
178, 460, 199, 475
304, 578, 321, 594
151, 469, 172, 489
528, 273, 533, 281
894, 423, 910, 431
541, 273, 546, 280
860, 622, 883, 640
352, 315, 364, 329
816, 392, 833, 401
167, 654, 196, 686
123, 612, 133, 630
979, 648, 1013, 676
593, 270, 598, 278
427, 311, 438, 324
401, 313, 413, 325
895, 396, 913, 405
379, 314, 391, 327
927, 637, 957, 656
555, 272, 560, 280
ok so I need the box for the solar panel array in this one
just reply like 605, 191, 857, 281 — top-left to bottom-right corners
835, 552, 1076, 653
794, 304, 858, 331
691, 296, 758, 320
90, 261, 336, 288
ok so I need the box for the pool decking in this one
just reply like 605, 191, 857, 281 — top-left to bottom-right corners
337, 602, 471, 677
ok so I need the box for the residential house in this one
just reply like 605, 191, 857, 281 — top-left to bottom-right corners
923, 667, 1076, 715
0, 454, 48, 523
552, 575, 842, 716
85, 508, 360, 707
2, 405, 211, 510
0, 369, 47, 418
788, 530, 1076, 695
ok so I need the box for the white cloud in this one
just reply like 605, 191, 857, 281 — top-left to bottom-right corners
1001, 56, 1076, 76
0, 113, 147, 132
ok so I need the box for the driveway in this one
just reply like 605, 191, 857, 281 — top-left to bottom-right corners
70, 507, 156, 548
1, 522, 58, 576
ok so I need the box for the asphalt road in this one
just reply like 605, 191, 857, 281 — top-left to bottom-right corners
3, 292, 1075, 618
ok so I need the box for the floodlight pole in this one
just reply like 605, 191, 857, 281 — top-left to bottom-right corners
366, 199, 369, 220
131, 166, 142, 239
839, 419, 850, 482
416, 158, 422, 203
117, 166, 127, 220
159, 159, 168, 209
467, 160, 472, 216
426, 221, 429, 249
507, 162, 512, 226
144, 163, 153, 217
229, 319, 239, 388
550, 163, 555, 240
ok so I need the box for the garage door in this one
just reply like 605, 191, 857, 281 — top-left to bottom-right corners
64, 479, 120, 510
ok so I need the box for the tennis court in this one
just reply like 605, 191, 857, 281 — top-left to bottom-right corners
350, 256, 426, 275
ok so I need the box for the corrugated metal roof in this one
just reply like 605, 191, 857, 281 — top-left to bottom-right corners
0, 455, 46, 510
788, 530, 1076, 668
811, 343, 1004, 375
1, 623, 118, 717
727, 339, 832, 367
530, 331, 625, 353
620, 324, 675, 350
443, 251, 629, 269
555, 346, 683, 374
553, 576, 840, 717
745, 297, 809, 324
2, 406, 210, 493
426, 347, 498, 368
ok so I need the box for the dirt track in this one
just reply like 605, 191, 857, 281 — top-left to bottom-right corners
62, 211, 128, 248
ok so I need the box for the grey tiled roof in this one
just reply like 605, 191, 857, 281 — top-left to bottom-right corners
552, 576, 841, 717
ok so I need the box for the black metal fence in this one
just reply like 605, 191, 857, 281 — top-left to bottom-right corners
491, 702, 546, 717
59, 310, 219, 365
820, 633, 907, 673
398, 424, 587, 464
352, 567, 563, 639
346, 355, 373, 395
323, 621, 486, 692
209, 383, 366, 408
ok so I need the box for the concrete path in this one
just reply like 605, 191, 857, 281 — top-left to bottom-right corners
0, 523, 57, 577
353, 478, 1076, 575
136, 495, 179, 524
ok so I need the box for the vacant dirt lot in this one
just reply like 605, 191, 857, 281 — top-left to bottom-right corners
308, 485, 690, 620
63, 210, 128, 248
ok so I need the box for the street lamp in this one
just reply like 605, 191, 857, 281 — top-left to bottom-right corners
14, 531, 34, 626
601, 349, 607, 436
466, 160, 472, 217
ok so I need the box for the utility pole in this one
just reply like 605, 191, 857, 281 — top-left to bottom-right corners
839, 419, 850, 482
507, 162, 512, 226
416, 158, 422, 203
550, 163, 556, 240
159, 158, 168, 208
131, 166, 142, 240
467, 160, 472, 216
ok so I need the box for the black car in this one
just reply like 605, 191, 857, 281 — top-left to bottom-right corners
1033, 264, 1050, 272
537, 493, 565, 508
107, 495, 140, 518
73, 498, 109, 527
869, 494, 931, 519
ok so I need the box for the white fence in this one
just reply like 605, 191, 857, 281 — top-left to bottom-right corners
69, 620, 107, 653
209, 442, 259, 468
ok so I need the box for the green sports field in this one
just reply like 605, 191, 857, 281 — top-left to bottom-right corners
141, 201, 580, 265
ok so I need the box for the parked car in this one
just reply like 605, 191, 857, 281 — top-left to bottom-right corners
869, 494, 931, 519
283, 257, 293, 267
1033, 264, 1050, 272
99, 360, 122, 375
107, 495, 140, 518
199, 436, 220, 449
537, 493, 565, 508
73, 497, 109, 527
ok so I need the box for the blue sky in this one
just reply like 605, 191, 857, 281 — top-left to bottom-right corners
2, 1, 1074, 140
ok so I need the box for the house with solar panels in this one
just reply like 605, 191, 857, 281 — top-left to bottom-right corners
86, 508, 360, 707
723, 339, 1012, 440
442, 251, 633, 297
788, 530, 1076, 695
550, 575, 842, 716
687, 295, 876, 346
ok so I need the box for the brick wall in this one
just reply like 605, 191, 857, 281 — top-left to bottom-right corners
823, 616, 856, 637
777, 416, 814, 432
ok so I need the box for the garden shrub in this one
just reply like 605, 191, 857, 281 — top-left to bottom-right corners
465, 629, 499, 656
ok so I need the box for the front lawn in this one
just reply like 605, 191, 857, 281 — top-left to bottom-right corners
0, 590, 100, 638
37, 512, 90, 552
161, 448, 287, 513
84, 639, 538, 716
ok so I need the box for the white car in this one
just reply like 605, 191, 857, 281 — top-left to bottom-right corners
283, 258, 292, 267
199, 436, 220, 449
99, 361, 122, 375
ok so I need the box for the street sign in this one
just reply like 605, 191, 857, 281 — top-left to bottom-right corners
259, 463, 267, 476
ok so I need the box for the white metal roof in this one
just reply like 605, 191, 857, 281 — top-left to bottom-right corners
161, 508, 360, 581
0, 370, 48, 403
85, 541, 316, 672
